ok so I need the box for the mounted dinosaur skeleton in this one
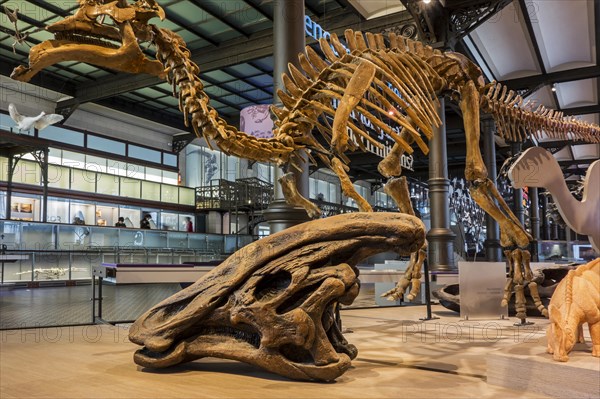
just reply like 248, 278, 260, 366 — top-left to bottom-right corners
10, 0, 600, 354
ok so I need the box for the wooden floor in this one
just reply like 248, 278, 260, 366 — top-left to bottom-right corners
1, 305, 578, 398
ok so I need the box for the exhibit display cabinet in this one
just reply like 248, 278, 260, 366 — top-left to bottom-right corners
0, 220, 252, 284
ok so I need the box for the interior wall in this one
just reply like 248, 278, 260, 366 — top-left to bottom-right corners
1, 77, 181, 151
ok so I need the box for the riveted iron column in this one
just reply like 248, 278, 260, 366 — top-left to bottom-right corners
541, 191, 550, 240
426, 97, 456, 271
510, 142, 525, 226
6, 156, 14, 220
529, 187, 540, 261
41, 149, 49, 222
263, 0, 310, 233
482, 117, 501, 261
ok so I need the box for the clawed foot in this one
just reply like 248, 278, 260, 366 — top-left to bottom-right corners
381, 285, 405, 301
504, 249, 547, 319
381, 277, 421, 301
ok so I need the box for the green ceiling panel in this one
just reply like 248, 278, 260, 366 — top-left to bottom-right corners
203, 70, 236, 82
134, 87, 166, 98
228, 64, 263, 76
174, 29, 201, 44
168, 3, 210, 25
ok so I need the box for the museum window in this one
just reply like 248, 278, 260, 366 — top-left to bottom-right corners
88, 135, 126, 156
38, 125, 84, 146
129, 145, 162, 164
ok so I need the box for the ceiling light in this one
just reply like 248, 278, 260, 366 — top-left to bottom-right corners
388, 110, 394, 116
422, 0, 432, 4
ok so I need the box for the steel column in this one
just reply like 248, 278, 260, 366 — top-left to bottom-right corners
541, 191, 550, 240
529, 186, 540, 261
510, 142, 525, 226
41, 149, 49, 223
426, 97, 456, 271
6, 156, 14, 220
264, 0, 309, 233
482, 117, 501, 261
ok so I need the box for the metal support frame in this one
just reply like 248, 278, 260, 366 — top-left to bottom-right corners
4, 147, 51, 222
401, 0, 513, 49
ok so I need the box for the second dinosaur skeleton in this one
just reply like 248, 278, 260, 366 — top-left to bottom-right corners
10, 0, 600, 319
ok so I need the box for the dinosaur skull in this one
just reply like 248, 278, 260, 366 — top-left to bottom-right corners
129, 212, 425, 381
11, 0, 166, 82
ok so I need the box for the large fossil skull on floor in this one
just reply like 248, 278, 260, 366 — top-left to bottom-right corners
129, 213, 425, 381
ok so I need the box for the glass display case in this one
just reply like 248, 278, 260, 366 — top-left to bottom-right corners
0, 220, 252, 283
10, 195, 40, 221
537, 240, 598, 262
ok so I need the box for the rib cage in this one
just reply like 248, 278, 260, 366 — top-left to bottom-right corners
153, 26, 599, 171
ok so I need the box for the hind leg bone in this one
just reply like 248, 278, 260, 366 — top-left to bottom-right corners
380, 176, 427, 301
460, 80, 544, 318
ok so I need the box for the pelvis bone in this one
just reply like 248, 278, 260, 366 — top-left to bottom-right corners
129, 212, 425, 381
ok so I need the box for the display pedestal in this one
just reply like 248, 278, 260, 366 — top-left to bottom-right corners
487, 338, 600, 398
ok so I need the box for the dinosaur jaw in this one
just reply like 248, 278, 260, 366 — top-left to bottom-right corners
132, 295, 358, 382
11, 23, 164, 82
11, 1, 166, 82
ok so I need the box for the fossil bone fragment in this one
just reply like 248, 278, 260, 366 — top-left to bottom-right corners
130, 212, 425, 381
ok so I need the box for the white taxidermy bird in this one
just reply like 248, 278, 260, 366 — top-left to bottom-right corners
8, 103, 64, 131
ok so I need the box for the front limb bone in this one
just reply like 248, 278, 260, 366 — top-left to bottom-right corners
280, 172, 322, 219
331, 157, 372, 212
332, 60, 376, 154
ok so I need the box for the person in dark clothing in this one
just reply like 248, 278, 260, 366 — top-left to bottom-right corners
140, 214, 152, 229
115, 217, 127, 228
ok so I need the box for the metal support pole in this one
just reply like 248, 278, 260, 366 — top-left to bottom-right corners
541, 192, 550, 240
510, 142, 525, 226
6, 156, 14, 220
264, 0, 310, 233
529, 186, 540, 261
419, 260, 439, 321
426, 97, 456, 271
482, 117, 501, 261
41, 149, 49, 223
